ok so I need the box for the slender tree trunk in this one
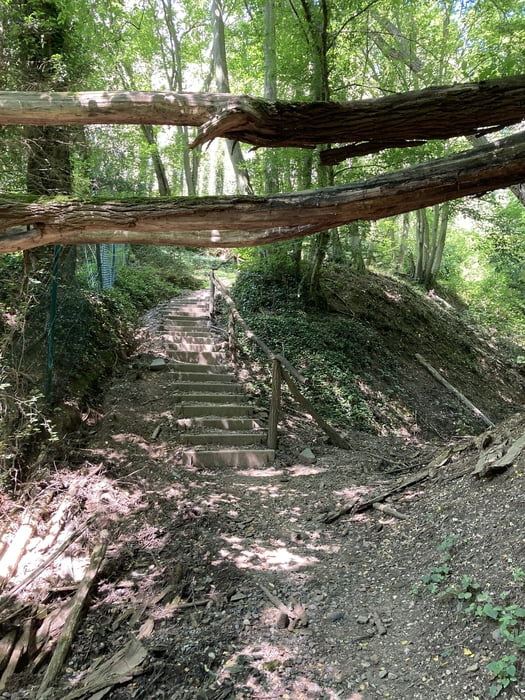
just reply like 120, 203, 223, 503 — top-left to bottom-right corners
297, 0, 334, 305
348, 222, 366, 272
428, 202, 449, 288
263, 0, 279, 195
211, 0, 252, 195
414, 208, 429, 283
395, 212, 410, 273
140, 124, 171, 196
158, 0, 196, 194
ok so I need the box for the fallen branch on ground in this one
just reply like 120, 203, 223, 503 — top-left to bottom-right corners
415, 353, 494, 428
37, 530, 110, 697
323, 469, 430, 524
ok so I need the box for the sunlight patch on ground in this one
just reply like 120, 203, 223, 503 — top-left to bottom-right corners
216, 641, 349, 699
244, 483, 283, 498
237, 467, 285, 477
333, 485, 371, 500
383, 289, 403, 302
215, 539, 319, 571
287, 464, 327, 476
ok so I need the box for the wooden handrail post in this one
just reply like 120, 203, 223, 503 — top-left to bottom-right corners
209, 270, 215, 318
267, 357, 281, 450
228, 309, 236, 362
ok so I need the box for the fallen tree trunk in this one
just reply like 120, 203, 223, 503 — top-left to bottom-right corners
0, 75, 523, 160
1, 130, 524, 253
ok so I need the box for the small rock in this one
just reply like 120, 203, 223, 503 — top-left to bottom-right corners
326, 611, 344, 622
299, 448, 316, 464
357, 614, 369, 624
150, 358, 167, 371
378, 668, 388, 679
276, 612, 290, 629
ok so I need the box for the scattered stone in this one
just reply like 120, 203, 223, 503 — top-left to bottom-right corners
299, 448, 316, 464
357, 615, 369, 624
276, 612, 290, 629
326, 611, 344, 622
150, 358, 167, 371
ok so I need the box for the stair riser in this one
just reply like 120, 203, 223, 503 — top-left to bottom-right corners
176, 418, 260, 430
175, 383, 243, 393
164, 316, 209, 323
181, 433, 267, 446
166, 344, 223, 352
164, 337, 220, 345
182, 449, 275, 468
175, 393, 248, 404
178, 405, 254, 418
169, 363, 230, 374
169, 352, 229, 363
175, 372, 235, 383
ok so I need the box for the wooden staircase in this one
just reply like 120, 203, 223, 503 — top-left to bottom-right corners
161, 290, 275, 468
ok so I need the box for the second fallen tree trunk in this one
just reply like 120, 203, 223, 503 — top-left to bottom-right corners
0, 131, 525, 253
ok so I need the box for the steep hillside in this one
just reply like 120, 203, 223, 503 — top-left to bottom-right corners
319, 269, 524, 439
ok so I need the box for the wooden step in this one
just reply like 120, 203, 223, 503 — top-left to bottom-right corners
181, 448, 275, 468
177, 404, 254, 418
175, 392, 249, 404
181, 431, 266, 446
176, 416, 260, 430
175, 382, 242, 394
165, 342, 223, 352
169, 362, 231, 374
169, 350, 228, 363
174, 371, 235, 383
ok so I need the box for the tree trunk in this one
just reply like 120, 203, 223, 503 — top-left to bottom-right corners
348, 223, 366, 272
1, 131, 525, 253
140, 124, 171, 196
414, 202, 450, 288
263, 0, 279, 195
158, 0, 196, 194
211, 0, 252, 195
0, 75, 522, 158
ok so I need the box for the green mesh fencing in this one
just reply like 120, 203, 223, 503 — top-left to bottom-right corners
37, 244, 130, 401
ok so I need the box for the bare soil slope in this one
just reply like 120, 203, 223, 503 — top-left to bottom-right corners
1, 273, 524, 700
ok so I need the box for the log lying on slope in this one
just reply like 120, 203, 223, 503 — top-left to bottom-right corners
0, 75, 524, 160
0, 130, 524, 253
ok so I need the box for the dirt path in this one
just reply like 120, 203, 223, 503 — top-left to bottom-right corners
3, 294, 525, 700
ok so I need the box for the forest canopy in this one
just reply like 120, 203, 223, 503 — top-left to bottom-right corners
0, 0, 524, 285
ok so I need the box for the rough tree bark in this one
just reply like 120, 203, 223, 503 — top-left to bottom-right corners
0, 130, 524, 253
0, 75, 523, 160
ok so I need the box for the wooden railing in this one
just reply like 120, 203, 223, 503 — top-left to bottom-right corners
209, 270, 350, 451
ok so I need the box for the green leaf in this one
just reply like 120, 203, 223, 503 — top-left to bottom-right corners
489, 683, 502, 697
483, 603, 501, 620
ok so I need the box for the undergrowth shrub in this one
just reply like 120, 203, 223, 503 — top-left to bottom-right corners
1, 248, 189, 487
238, 311, 379, 431
231, 257, 302, 313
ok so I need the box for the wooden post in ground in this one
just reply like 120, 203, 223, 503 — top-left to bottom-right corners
228, 309, 236, 362
209, 270, 215, 318
268, 357, 281, 450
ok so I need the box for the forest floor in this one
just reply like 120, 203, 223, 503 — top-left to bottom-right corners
2, 272, 525, 700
